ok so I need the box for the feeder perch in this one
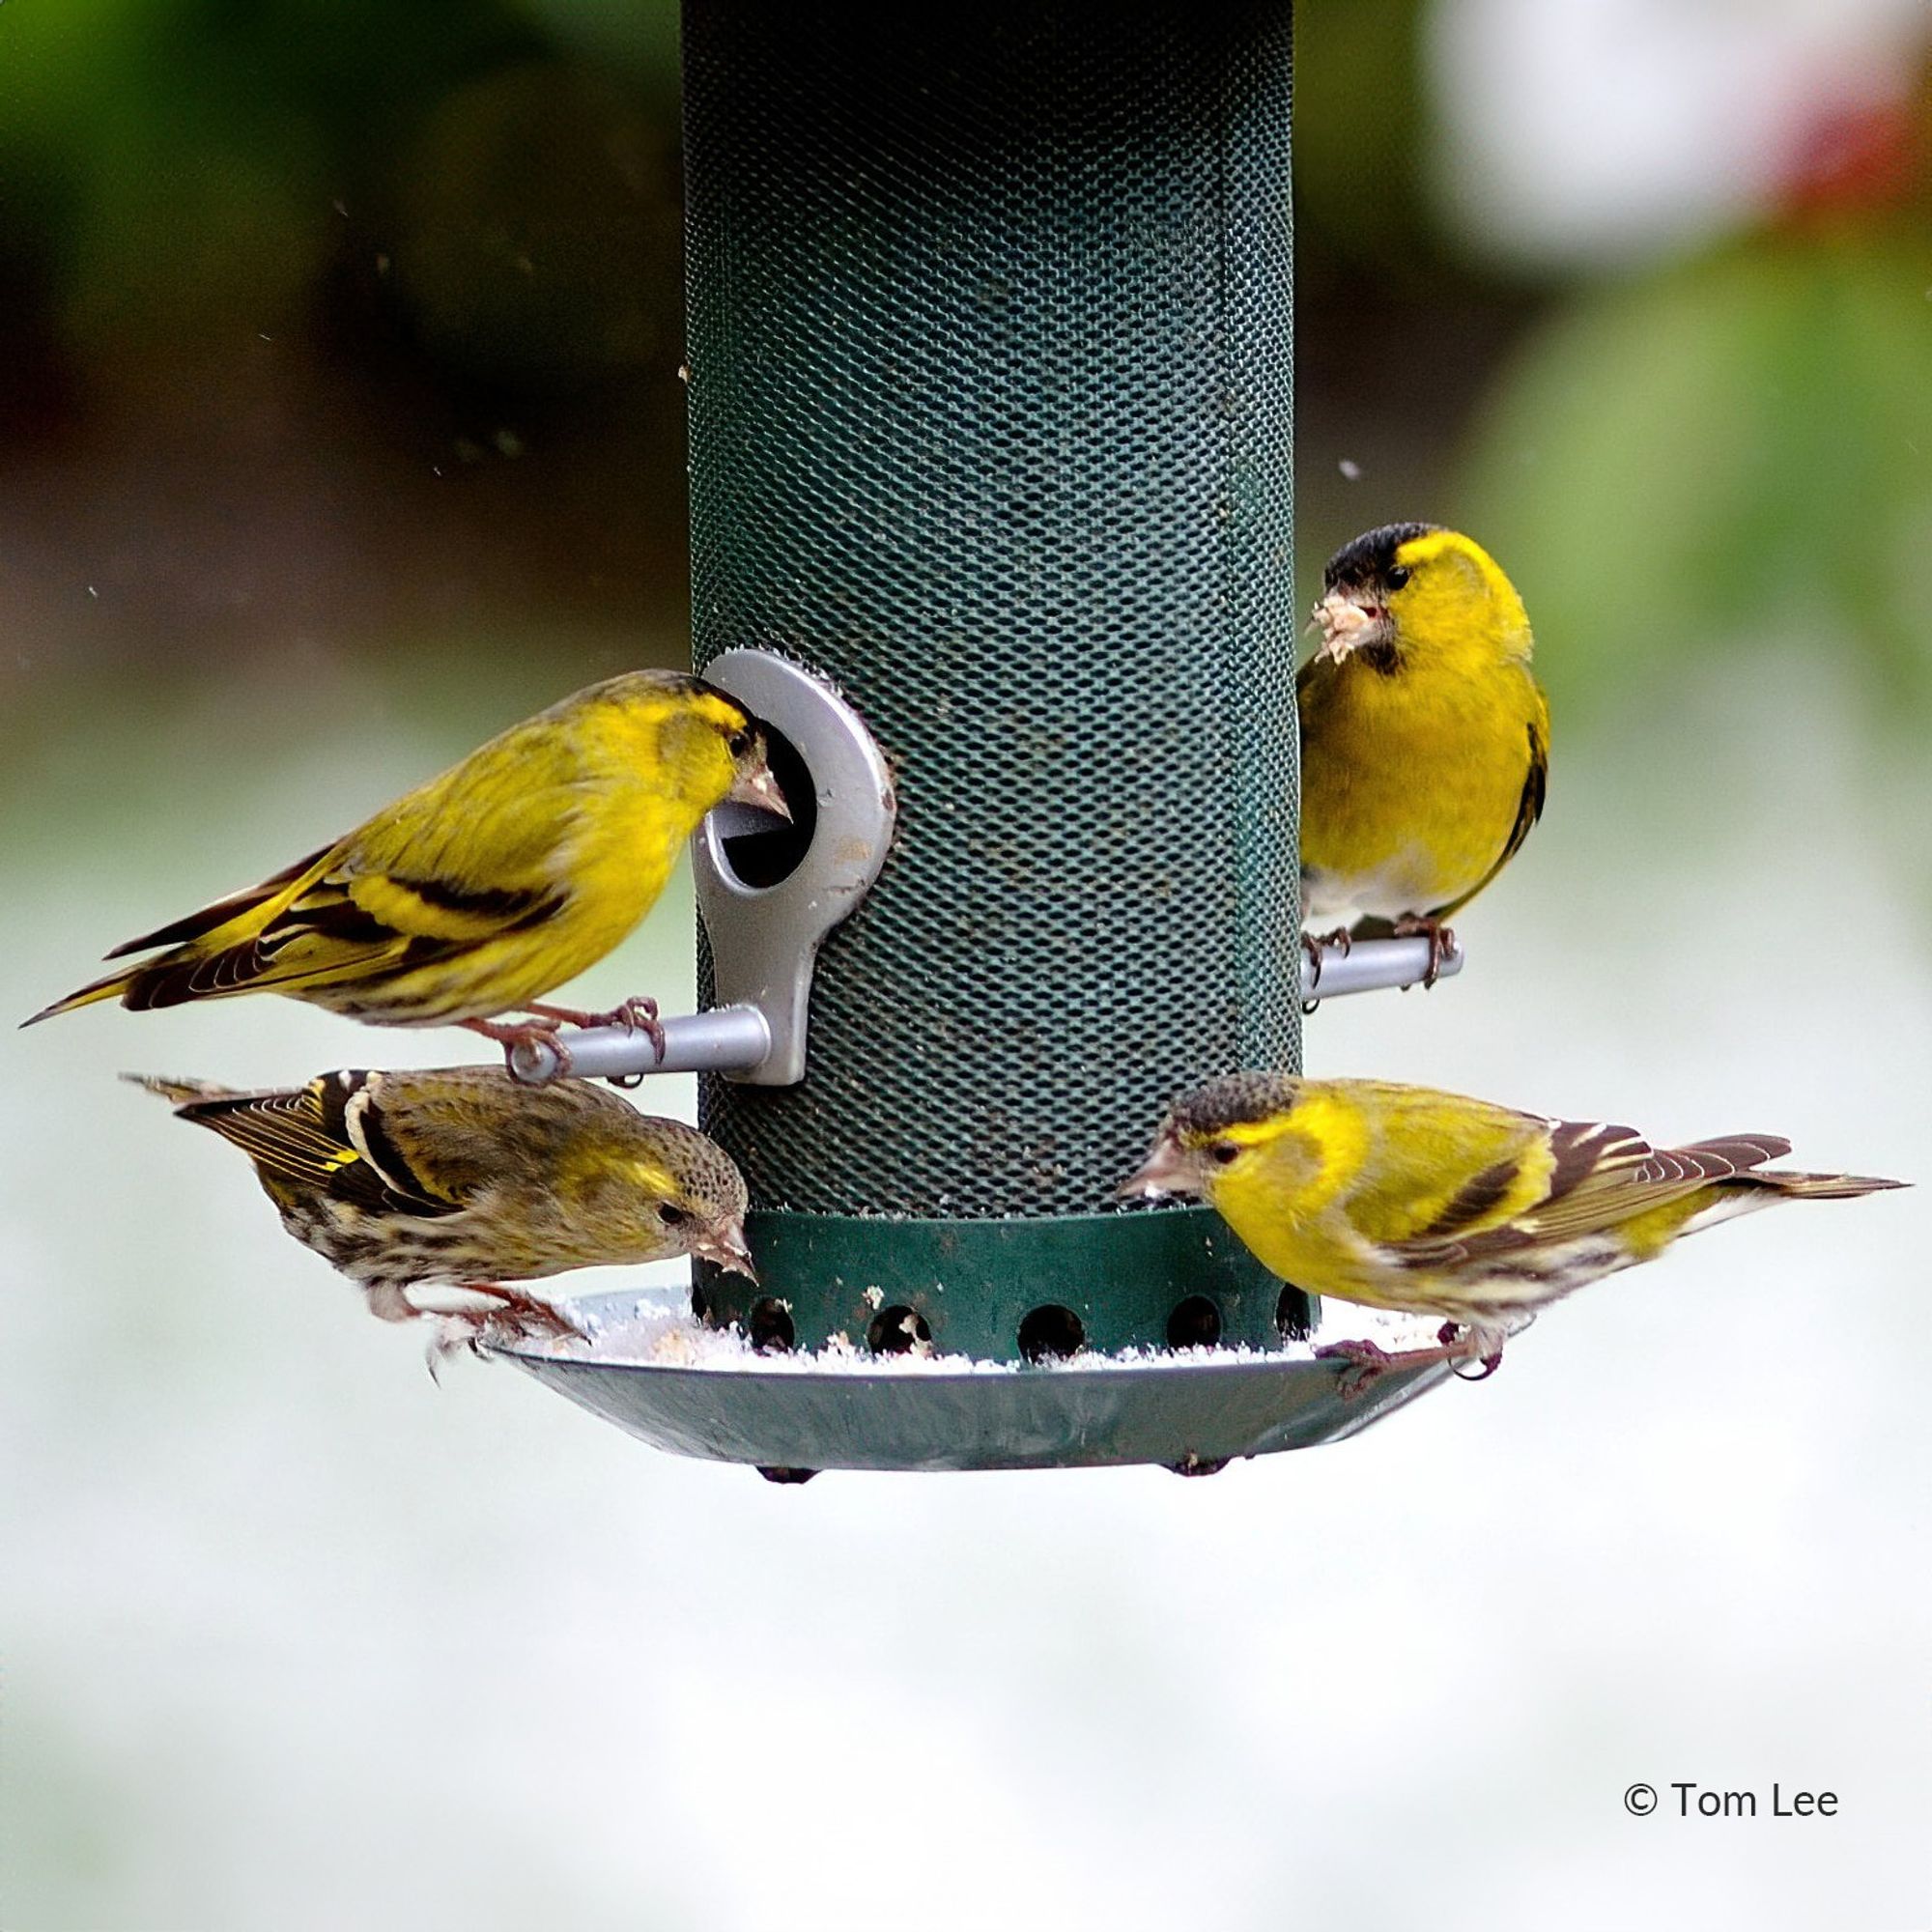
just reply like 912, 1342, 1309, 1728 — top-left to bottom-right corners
497, 0, 1456, 1472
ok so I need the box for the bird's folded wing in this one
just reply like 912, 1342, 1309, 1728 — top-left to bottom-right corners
1430, 709, 1548, 922
151, 864, 567, 1004
1388, 1123, 1790, 1267
355, 1066, 628, 1205
337, 870, 566, 943
315, 753, 583, 943
104, 844, 337, 957
178, 1077, 458, 1217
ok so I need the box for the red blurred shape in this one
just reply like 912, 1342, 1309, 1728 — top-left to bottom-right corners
1778, 93, 1919, 219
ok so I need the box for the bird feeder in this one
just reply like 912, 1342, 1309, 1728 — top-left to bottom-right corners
500, 0, 1455, 1473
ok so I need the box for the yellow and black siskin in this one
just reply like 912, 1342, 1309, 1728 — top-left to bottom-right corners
1123, 1073, 1902, 1386
130, 1065, 753, 1349
28, 670, 787, 1063
1299, 525, 1548, 981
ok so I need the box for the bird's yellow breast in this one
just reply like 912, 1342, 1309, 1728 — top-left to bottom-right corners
1299, 651, 1544, 921
466, 699, 737, 1001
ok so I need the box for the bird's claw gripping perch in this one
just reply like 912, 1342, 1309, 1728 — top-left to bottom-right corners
526, 998, 668, 1075
1392, 917, 1457, 989
1298, 928, 1467, 1009
1312, 1337, 1404, 1400
485, 999, 668, 1085
1298, 926, 1353, 993
1314, 1328, 1502, 1401
427, 1286, 589, 1379
462, 1012, 576, 1079
1440, 1320, 1504, 1381
476, 1287, 589, 1348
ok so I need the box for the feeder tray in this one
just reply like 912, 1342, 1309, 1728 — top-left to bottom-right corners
498, 0, 1461, 1473
497, 1293, 1449, 1476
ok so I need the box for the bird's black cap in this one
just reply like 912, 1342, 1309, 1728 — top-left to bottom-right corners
1165, 1071, 1302, 1138
1322, 522, 1439, 592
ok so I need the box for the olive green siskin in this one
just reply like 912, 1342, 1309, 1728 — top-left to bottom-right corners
1123, 1073, 1903, 1388
1300, 525, 1548, 981
30, 670, 788, 1065
130, 1065, 753, 1350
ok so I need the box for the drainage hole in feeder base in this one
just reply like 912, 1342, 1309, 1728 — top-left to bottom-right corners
748, 1297, 795, 1352
1166, 1293, 1223, 1350
1276, 1287, 1314, 1343
867, 1305, 932, 1354
1018, 1304, 1086, 1362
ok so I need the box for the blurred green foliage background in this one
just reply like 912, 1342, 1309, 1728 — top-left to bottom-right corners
2, 0, 687, 704
5, 0, 1931, 757
5, 8, 1931, 1929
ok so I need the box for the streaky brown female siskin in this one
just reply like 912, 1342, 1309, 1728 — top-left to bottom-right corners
130, 1065, 753, 1350
1299, 526, 1548, 983
28, 670, 788, 1064
1122, 1073, 1903, 1389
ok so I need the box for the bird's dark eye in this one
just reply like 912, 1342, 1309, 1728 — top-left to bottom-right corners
1210, 1142, 1241, 1167
658, 1203, 690, 1227
726, 725, 753, 759
1386, 564, 1411, 589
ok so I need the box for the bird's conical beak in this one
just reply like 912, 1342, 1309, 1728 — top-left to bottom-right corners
1117, 1134, 1199, 1201
727, 755, 793, 825
696, 1222, 758, 1282
1312, 590, 1391, 665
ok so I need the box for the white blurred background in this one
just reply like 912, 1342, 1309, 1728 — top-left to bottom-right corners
5, 0, 1931, 1927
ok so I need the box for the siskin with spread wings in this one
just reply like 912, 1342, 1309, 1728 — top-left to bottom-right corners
130, 1065, 753, 1351
1122, 1073, 1902, 1387
1300, 525, 1548, 983
27, 670, 787, 1064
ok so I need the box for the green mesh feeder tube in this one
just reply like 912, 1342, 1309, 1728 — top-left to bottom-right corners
501, 0, 1455, 1470
692, 0, 1297, 1334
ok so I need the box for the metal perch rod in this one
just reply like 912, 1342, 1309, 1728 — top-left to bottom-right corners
509, 1005, 771, 1084
1301, 933, 1464, 1002
506, 937, 1463, 1086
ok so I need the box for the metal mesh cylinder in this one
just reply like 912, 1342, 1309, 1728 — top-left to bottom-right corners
686, 0, 1298, 1350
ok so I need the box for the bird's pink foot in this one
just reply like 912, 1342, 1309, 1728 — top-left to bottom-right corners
1315, 1328, 1501, 1401
460, 1013, 574, 1078
1299, 925, 1356, 992
1300, 927, 1358, 1012
525, 996, 668, 1065
424, 1285, 586, 1379
472, 1283, 588, 1342
1438, 1321, 1504, 1381
1313, 1336, 1403, 1400
1392, 917, 1457, 988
